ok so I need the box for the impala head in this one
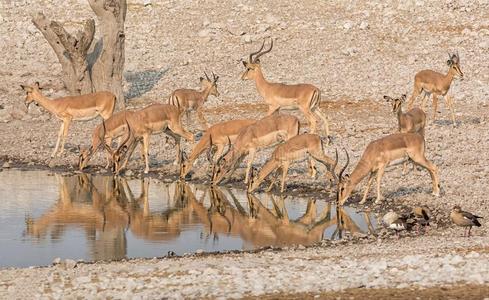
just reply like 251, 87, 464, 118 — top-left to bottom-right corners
336, 149, 353, 206
384, 94, 407, 114
447, 52, 463, 79
20, 81, 43, 110
178, 150, 190, 180
241, 38, 273, 80
452, 205, 462, 213
103, 119, 133, 174
200, 71, 220, 97
78, 146, 93, 170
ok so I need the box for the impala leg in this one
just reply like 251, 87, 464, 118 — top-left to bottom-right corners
308, 157, 317, 178
302, 108, 318, 133
314, 109, 330, 137
407, 86, 422, 110
432, 94, 439, 121
57, 118, 72, 157
104, 137, 113, 169
280, 162, 290, 193
375, 166, 386, 204
165, 131, 181, 166
51, 122, 65, 158
359, 172, 375, 204
408, 152, 440, 197
244, 149, 256, 184
446, 95, 456, 126
196, 107, 208, 130
142, 135, 150, 174
420, 92, 430, 111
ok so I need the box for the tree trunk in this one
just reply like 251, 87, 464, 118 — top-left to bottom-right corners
32, 0, 127, 110
32, 13, 94, 95
89, 0, 127, 110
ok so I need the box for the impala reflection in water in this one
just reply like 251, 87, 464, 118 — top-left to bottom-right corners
0, 170, 377, 267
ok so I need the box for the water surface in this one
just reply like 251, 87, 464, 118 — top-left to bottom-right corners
0, 170, 377, 268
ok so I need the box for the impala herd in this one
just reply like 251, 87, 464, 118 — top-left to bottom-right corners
21, 39, 464, 207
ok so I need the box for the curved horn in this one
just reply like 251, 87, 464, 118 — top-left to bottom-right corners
338, 148, 349, 180
253, 38, 273, 63
216, 136, 232, 166
212, 71, 219, 82
117, 118, 132, 154
204, 71, 210, 81
332, 148, 339, 182
249, 39, 266, 63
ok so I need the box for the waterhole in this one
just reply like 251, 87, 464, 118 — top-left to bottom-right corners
0, 170, 377, 267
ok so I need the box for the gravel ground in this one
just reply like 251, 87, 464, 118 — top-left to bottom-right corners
1, 235, 489, 299
0, 0, 488, 297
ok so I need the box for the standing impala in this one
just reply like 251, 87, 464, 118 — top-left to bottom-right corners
179, 119, 256, 179
168, 72, 219, 130
110, 104, 194, 174
407, 53, 463, 124
213, 113, 300, 185
385, 94, 427, 174
337, 133, 440, 206
20, 82, 116, 158
248, 134, 337, 193
241, 39, 330, 135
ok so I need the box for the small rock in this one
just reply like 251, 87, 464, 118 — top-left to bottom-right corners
48, 160, 56, 168
125, 170, 134, 177
198, 29, 210, 37
241, 34, 252, 44
63, 259, 77, 269
2, 162, 10, 168
52, 257, 61, 265
196, 249, 204, 254
343, 21, 354, 30
359, 21, 369, 30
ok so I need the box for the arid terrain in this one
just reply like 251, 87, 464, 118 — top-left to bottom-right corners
1, 0, 489, 298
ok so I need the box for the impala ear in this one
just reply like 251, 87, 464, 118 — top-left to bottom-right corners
199, 77, 204, 82
383, 95, 391, 102
401, 94, 407, 102
242, 60, 248, 67
20, 85, 31, 92
447, 60, 453, 66
34, 82, 40, 89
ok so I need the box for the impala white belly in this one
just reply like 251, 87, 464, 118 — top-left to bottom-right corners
254, 130, 287, 149
70, 107, 100, 121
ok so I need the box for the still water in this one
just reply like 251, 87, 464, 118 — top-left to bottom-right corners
0, 170, 377, 268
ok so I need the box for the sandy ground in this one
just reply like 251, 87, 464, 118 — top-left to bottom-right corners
1, 0, 489, 298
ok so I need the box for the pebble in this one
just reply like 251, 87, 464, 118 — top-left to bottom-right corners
2, 162, 10, 168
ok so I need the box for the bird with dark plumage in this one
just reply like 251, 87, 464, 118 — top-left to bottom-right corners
411, 206, 430, 234
450, 206, 482, 237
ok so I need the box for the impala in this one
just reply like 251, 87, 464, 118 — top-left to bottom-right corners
20, 82, 116, 158
79, 110, 144, 170
385, 94, 427, 174
385, 94, 426, 136
241, 39, 329, 135
212, 113, 300, 185
109, 103, 194, 174
179, 119, 256, 179
168, 72, 219, 130
248, 134, 337, 193
336, 133, 440, 206
407, 52, 463, 124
